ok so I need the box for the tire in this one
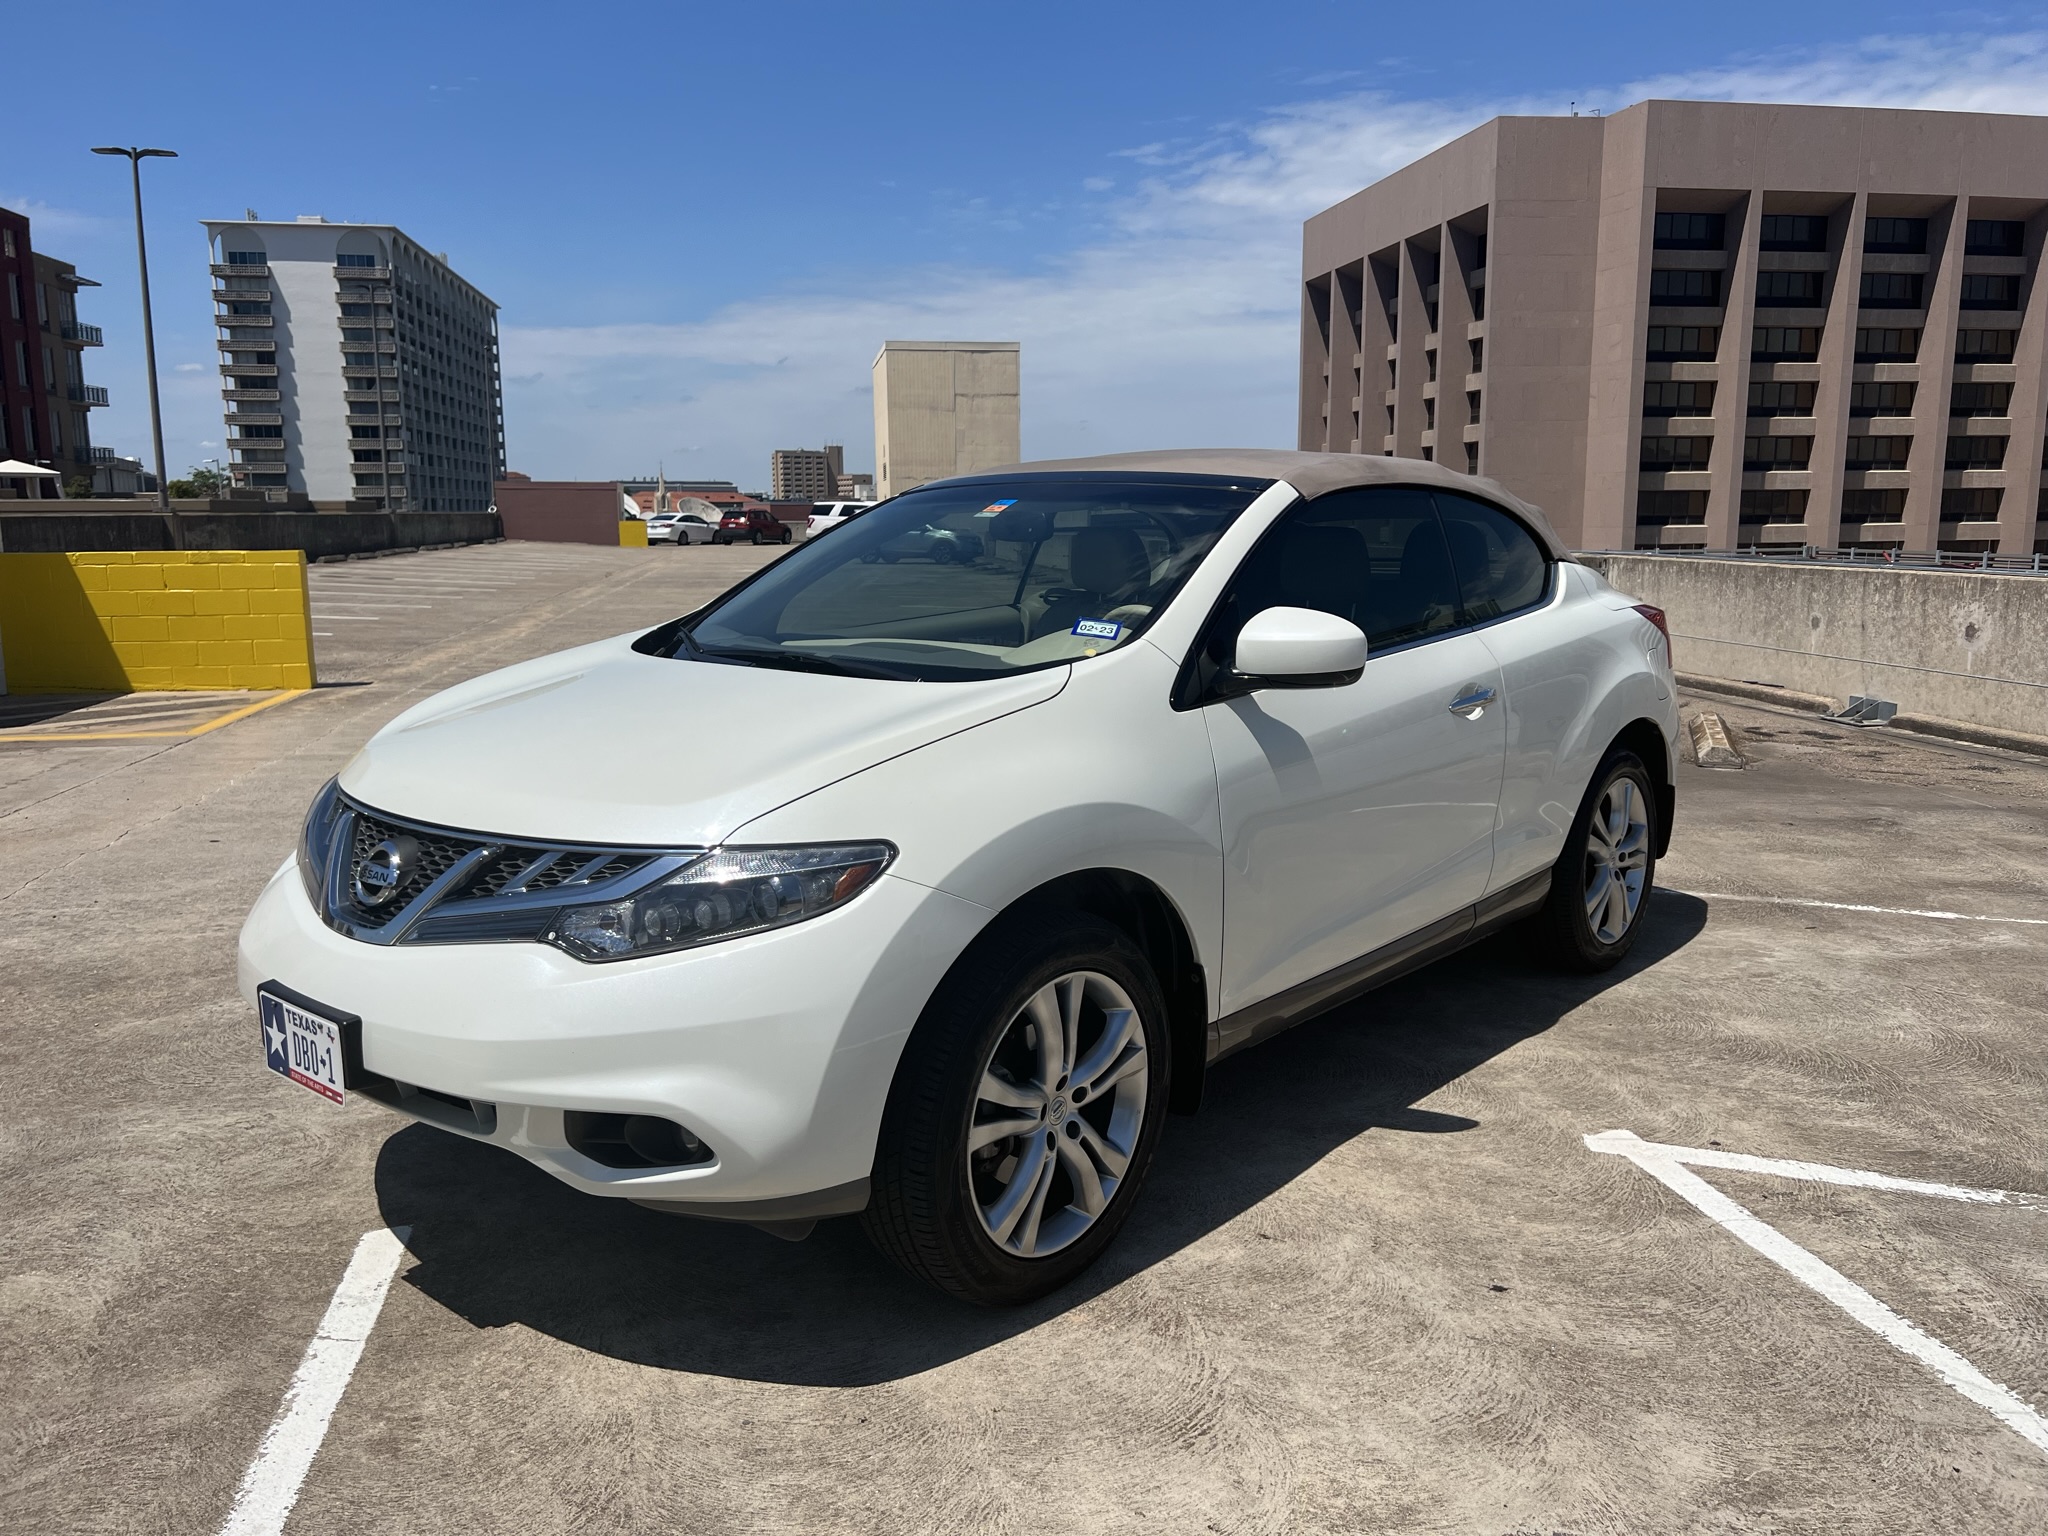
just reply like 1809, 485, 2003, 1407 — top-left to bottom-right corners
1531, 748, 1659, 972
863, 913, 1170, 1306
751, 530, 762, 546
781, 529, 793, 544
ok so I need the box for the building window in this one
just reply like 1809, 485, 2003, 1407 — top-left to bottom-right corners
1653, 212, 1724, 250
1641, 436, 1713, 469
343, 353, 378, 367
1949, 382, 2012, 417
6, 273, 17, 319
342, 329, 375, 343
337, 253, 379, 268
1758, 214, 1828, 252
225, 301, 271, 315
1747, 380, 1814, 417
1756, 271, 1824, 306
1424, 396, 1436, 429
1956, 328, 2017, 362
1469, 338, 1483, 373
1744, 435, 1813, 470
1739, 489, 1809, 524
1959, 274, 2020, 310
352, 449, 385, 463
1864, 217, 1928, 254
1843, 435, 1912, 469
1848, 381, 1915, 416
350, 425, 382, 439
249, 472, 288, 486
1842, 489, 1906, 525
1945, 435, 2007, 469
1858, 273, 1923, 309
1650, 269, 1722, 305
1854, 327, 1919, 362
340, 303, 373, 317
1752, 327, 1821, 361
225, 251, 266, 265
1, 228, 11, 257
1941, 487, 2003, 521
1646, 325, 1718, 360
1637, 489, 1707, 526
235, 424, 284, 438
1464, 441, 1478, 474
1964, 220, 2024, 256
1466, 390, 1482, 425
1645, 380, 1717, 416
1425, 349, 1437, 382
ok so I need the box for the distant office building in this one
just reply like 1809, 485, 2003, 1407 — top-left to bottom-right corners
835, 470, 874, 500
771, 444, 843, 502
1301, 100, 2048, 555
0, 207, 104, 497
872, 341, 1019, 498
201, 216, 504, 510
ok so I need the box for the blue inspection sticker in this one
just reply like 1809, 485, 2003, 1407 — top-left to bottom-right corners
974, 499, 1018, 517
1072, 617, 1122, 640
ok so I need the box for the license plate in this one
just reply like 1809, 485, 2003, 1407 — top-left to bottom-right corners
259, 987, 347, 1105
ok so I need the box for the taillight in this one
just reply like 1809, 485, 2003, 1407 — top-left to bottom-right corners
1632, 604, 1672, 669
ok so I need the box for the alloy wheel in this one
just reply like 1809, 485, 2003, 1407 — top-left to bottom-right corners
1583, 777, 1650, 944
968, 970, 1148, 1258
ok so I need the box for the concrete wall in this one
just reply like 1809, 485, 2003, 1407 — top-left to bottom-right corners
0, 550, 315, 693
1584, 553, 2048, 737
0, 508, 499, 556
872, 341, 1020, 498
493, 480, 625, 544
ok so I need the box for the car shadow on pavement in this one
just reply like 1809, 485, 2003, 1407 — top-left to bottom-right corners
376, 890, 1708, 1386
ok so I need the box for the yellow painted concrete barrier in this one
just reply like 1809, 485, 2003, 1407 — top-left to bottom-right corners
0, 550, 316, 692
619, 520, 649, 547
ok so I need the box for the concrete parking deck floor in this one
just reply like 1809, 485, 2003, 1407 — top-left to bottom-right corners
3, 542, 2044, 1534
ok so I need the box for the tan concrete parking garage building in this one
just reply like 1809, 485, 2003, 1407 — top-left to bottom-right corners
1300, 100, 2048, 555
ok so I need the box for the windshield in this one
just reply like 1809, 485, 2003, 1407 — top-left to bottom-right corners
658, 473, 1268, 681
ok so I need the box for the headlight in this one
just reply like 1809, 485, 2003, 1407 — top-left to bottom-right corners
297, 776, 345, 910
542, 843, 895, 962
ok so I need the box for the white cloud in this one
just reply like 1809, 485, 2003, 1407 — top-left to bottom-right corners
504, 31, 2048, 483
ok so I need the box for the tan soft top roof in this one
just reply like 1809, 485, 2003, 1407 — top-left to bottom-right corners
953, 448, 1571, 558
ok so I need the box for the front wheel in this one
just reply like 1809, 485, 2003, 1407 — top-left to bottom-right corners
863, 914, 1169, 1305
1531, 749, 1658, 972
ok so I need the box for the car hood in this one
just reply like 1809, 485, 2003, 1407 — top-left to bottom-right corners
339, 633, 1068, 846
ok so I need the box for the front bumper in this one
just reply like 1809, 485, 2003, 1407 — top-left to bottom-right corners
237, 858, 990, 1205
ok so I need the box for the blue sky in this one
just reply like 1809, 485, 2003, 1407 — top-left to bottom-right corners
10, 2, 2048, 489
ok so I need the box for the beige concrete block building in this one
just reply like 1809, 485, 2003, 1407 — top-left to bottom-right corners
1301, 100, 2048, 554
872, 340, 1019, 498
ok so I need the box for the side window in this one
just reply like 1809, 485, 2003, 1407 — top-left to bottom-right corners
1431, 491, 1550, 622
1207, 486, 1462, 663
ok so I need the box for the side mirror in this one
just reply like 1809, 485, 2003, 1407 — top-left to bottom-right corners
1228, 606, 1367, 691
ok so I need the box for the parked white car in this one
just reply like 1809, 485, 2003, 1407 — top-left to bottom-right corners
647, 511, 717, 545
805, 500, 872, 538
241, 450, 1678, 1304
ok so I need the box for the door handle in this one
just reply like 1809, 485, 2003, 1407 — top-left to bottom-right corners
1447, 685, 1496, 717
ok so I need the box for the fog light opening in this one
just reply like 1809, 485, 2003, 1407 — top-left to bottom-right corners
563, 1110, 714, 1170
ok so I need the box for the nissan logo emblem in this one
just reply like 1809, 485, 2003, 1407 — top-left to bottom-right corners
354, 835, 419, 908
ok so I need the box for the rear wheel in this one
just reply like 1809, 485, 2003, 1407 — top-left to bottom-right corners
1532, 749, 1657, 971
864, 914, 1169, 1305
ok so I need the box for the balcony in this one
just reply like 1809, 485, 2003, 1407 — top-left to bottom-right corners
221, 362, 278, 376
67, 383, 109, 406
211, 262, 269, 278
217, 336, 277, 352
60, 321, 103, 346
225, 411, 283, 426
216, 312, 274, 326
341, 365, 398, 379
333, 265, 391, 280
212, 287, 272, 303
223, 388, 281, 401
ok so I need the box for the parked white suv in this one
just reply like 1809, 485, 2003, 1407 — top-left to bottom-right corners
240, 451, 1678, 1304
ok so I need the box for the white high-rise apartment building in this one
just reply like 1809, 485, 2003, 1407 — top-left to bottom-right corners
202, 217, 504, 510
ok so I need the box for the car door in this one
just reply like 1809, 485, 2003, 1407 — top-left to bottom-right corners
1199, 486, 1507, 1018
1430, 490, 1592, 894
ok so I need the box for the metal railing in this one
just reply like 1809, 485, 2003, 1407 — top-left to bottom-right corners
211, 262, 269, 278
1582, 544, 2048, 575
61, 321, 103, 345
66, 383, 109, 406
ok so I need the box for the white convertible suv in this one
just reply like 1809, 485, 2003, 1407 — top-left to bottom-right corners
240, 450, 1678, 1305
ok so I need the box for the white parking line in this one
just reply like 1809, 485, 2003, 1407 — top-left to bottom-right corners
1679, 891, 2048, 926
1588, 1131, 2048, 1458
216, 1227, 411, 1536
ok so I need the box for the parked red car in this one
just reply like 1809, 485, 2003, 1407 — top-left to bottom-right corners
715, 507, 794, 545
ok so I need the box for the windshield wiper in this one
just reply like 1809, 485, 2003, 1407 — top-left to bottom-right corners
692, 644, 915, 681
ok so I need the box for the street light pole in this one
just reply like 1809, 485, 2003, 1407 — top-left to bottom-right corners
91, 146, 177, 515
